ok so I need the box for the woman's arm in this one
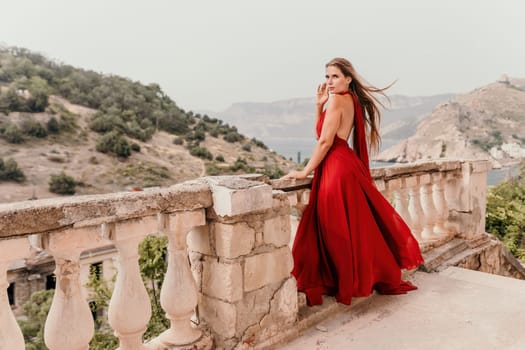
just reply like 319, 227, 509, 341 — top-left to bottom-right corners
282, 95, 343, 179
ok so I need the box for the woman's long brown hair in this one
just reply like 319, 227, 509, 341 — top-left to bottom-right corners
326, 57, 393, 154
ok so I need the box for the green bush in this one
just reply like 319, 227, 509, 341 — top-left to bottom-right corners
242, 144, 251, 152
189, 146, 213, 160
131, 143, 141, 152
486, 162, 525, 259
251, 138, 268, 150
0, 158, 25, 182
49, 172, 76, 195
2, 123, 24, 143
215, 155, 225, 162
223, 131, 244, 143
96, 131, 131, 158
173, 137, 184, 145
261, 164, 285, 179
46, 117, 60, 134
21, 119, 48, 138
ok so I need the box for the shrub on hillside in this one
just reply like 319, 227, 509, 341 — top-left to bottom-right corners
0, 158, 25, 182
241, 144, 251, 152
21, 119, 48, 138
189, 146, 213, 160
215, 155, 225, 162
46, 116, 60, 134
173, 137, 184, 145
2, 123, 24, 143
49, 172, 76, 195
223, 131, 244, 143
96, 131, 131, 158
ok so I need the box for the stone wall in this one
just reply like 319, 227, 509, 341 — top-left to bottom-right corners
188, 176, 298, 349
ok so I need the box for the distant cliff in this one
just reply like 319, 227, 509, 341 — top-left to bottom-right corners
214, 94, 455, 159
374, 78, 525, 167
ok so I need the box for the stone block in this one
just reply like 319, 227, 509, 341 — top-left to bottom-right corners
213, 222, 255, 258
199, 295, 237, 339
300, 190, 310, 205
202, 258, 243, 302
235, 285, 274, 336
263, 215, 291, 247
205, 177, 273, 217
286, 192, 298, 207
260, 277, 298, 328
244, 247, 293, 292
187, 225, 212, 255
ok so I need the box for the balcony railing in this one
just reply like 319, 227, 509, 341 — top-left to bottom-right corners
0, 159, 491, 350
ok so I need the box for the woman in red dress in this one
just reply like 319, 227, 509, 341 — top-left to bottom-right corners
282, 57, 424, 306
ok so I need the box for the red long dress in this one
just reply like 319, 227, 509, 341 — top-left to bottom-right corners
291, 91, 424, 306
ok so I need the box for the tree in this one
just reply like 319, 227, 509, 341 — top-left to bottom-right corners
486, 162, 525, 259
17, 290, 54, 350
20, 235, 170, 349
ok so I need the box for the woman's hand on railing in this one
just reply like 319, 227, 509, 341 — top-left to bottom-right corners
281, 170, 309, 180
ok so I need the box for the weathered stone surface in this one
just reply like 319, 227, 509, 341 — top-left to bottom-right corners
244, 247, 293, 292
0, 181, 212, 238
237, 278, 298, 349
235, 284, 275, 337
263, 215, 291, 247
199, 295, 237, 339
202, 258, 243, 302
213, 222, 255, 259
187, 226, 212, 255
205, 177, 273, 217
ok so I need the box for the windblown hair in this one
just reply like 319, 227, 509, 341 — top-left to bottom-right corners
326, 57, 393, 154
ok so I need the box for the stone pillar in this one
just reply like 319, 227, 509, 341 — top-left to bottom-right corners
420, 174, 439, 241
455, 160, 492, 239
0, 238, 29, 350
41, 227, 106, 350
432, 172, 450, 237
406, 176, 424, 242
389, 178, 412, 231
103, 217, 156, 350
194, 177, 298, 349
153, 209, 210, 348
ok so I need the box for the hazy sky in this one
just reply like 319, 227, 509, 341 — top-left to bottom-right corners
1, 0, 524, 112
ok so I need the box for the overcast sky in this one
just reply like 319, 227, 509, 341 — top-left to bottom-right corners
1, 0, 524, 112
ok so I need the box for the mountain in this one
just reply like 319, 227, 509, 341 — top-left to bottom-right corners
375, 77, 525, 167
0, 47, 293, 203
213, 93, 455, 160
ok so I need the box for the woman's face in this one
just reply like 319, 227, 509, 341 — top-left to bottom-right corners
325, 65, 351, 94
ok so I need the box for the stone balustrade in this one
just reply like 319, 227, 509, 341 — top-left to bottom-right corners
0, 159, 490, 350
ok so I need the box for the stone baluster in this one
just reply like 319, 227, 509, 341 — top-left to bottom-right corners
154, 210, 205, 347
0, 238, 30, 350
444, 172, 461, 234
391, 178, 412, 230
103, 216, 157, 350
42, 227, 106, 350
432, 172, 450, 236
420, 174, 439, 241
406, 176, 424, 242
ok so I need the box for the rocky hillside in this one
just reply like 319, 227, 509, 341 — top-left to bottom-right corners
0, 47, 293, 203
375, 77, 525, 167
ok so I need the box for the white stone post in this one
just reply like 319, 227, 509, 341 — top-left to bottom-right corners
42, 227, 106, 350
387, 178, 411, 229
420, 174, 439, 241
0, 238, 29, 350
155, 210, 205, 346
103, 217, 157, 350
407, 176, 424, 242
432, 172, 450, 236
